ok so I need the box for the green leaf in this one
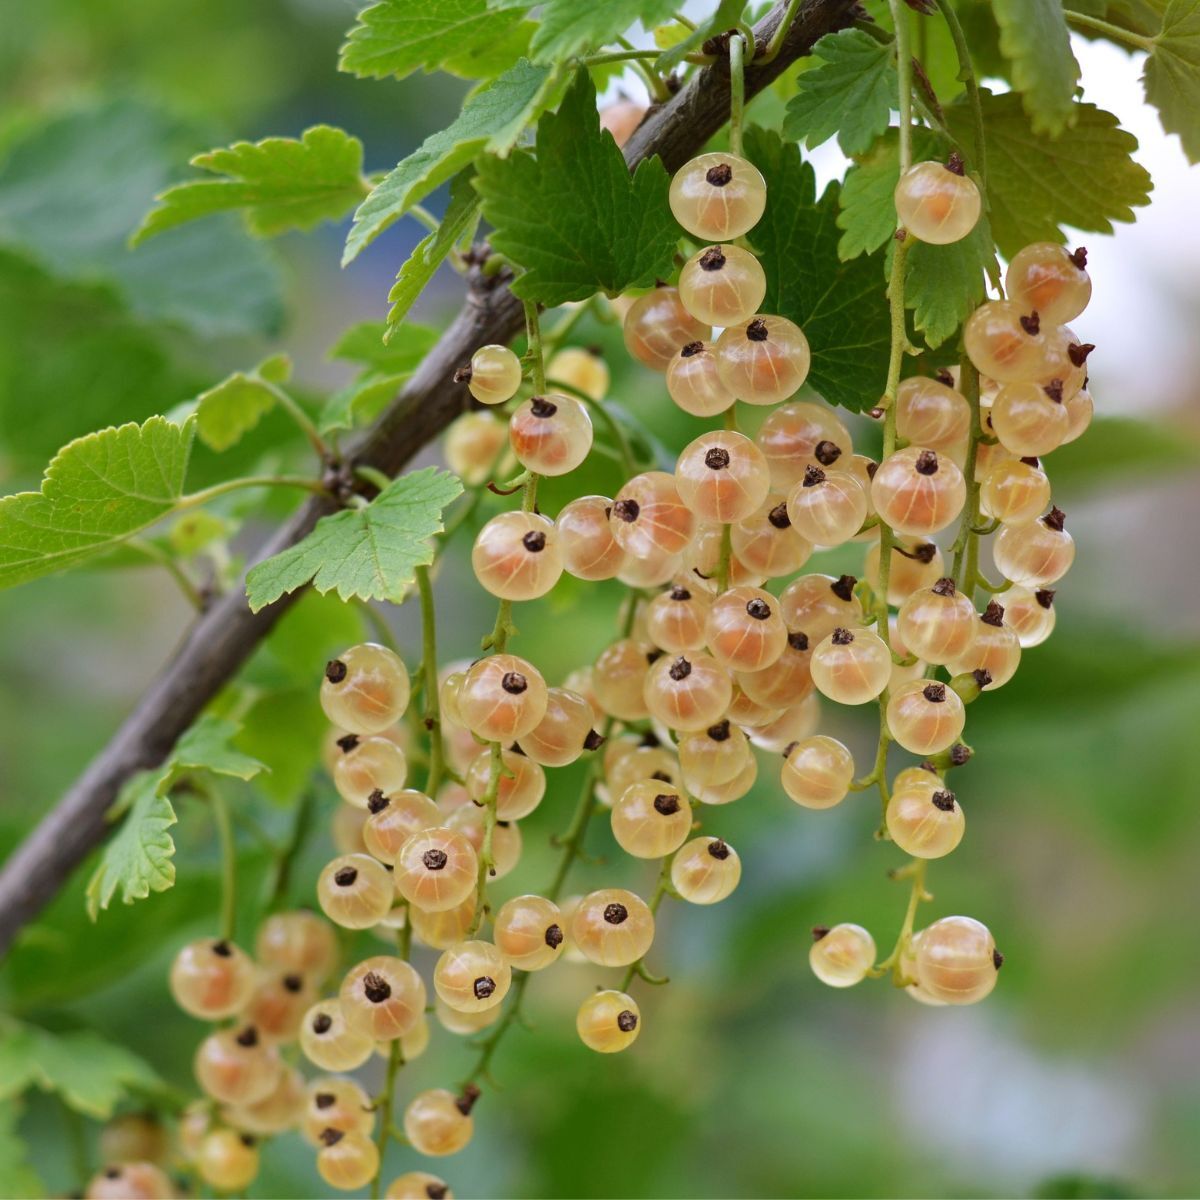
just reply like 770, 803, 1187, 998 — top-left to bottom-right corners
168, 510, 233, 557
527, 0, 678, 64
0, 1022, 161, 1120
330, 321, 440, 373
132, 126, 369, 246
837, 132, 906, 260
745, 126, 891, 412
194, 355, 291, 452
1144, 0, 1200, 164
901, 213, 996, 348
172, 714, 268, 782
945, 91, 1152, 257
993, 0, 1081, 135
475, 70, 677, 305
339, 0, 530, 80
655, 0, 745, 73
0, 416, 196, 590
245, 466, 463, 611
384, 172, 481, 336
0, 1099, 44, 1200
84, 769, 178, 920
344, 60, 558, 264
782, 29, 898, 155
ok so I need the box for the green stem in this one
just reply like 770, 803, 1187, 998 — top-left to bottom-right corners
209, 786, 237, 943
728, 32, 747, 158
935, 0, 989, 199
356, 600, 400, 653
355, 464, 393, 493
578, 48, 664, 66
873, 859, 930, 983
1063, 9, 1155, 51
950, 358, 983, 591
179, 475, 327, 509
371, 1039, 404, 1200
265, 788, 316, 912
524, 300, 547, 394
546, 377, 638, 479
617, 857, 673, 991
259, 381, 331, 462
415, 565, 447, 797
408, 204, 440, 233
758, 0, 805, 63
126, 537, 204, 610
616, 36, 671, 101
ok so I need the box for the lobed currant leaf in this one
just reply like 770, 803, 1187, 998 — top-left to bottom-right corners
782, 28, 899, 155
1143, 0, 1200, 164
744, 126, 891, 412
190, 354, 292, 452
992, 0, 1081, 136
245, 466, 463, 611
172, 714, 268, 783
132, 126, 369, 245
836, 130, 909, 260
509, 0, 680, 65
343, 59, 559, 264
0, 416, 196, 590
474, 69, 677, 305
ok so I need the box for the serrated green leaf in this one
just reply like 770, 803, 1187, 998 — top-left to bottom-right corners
194, 356, 291, 452
1144, 0, 1200, 164
901, 212, 996, 348
945, 92, 1152, 257
655, 0, 745, 73
0, 416, 196, 590
173, 714, 267, 781
0, 1023, 161, 1120
0, 1099, 44, 1200
330, 321, 440, 373
384, 172, 480, 336
745, 126, 890, 412
993, 0, 1080, 135
344, 59, 558, 265
475, 70, 677, 305
320, 373, 412, 437
782, 29, 898, 155
245, 467, 463, 611
339, 0, 529, 80
133, 126, 368, 246
837, 132, 907, 259
527, 0, 678, 64
84, 769, 177, 920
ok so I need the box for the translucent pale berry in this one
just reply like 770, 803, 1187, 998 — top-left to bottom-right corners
894, 159, 981, 244
339, 955, 425, 1040
809, 923, 876, 987
946, 600, 1022, 689
509, 392, 593, 476
576, 989, 642, 1054
736, 630, 814, 710
749, 691, 822, 753
317, 1130, 380, 1191
410, 895, 478, 951
669, 151, 767, 240
617, 546, 685, 589
519, 687, 596, 768
871, 447, 966, 536
886, 680, 966, 755
682, 524, 762, 592
623, 286, 710, 371
1006, 243, 1091, 326
810, 628, 891, 705
676, 430, 770, 523
715, 315, 811, 405
1001, 584, 1058, 647
732, 496, 813, 578
781, 735, 854, 809
85, 1164, 174, 1200
387, 1172, 455, 1200
242, 970, 314, 1045
897, 578, 978, 665
964, 300, 1047, 383
444, 806, 522, 879
331, 733, 408, 808
196, 1130, 259, 1192
755, 401, 853, 492
299, 999, 374, 1072
317, 853, 394, 929
301, 1076, 375, 1147
896, 376, 971, 449
786, 465, 869, 546
1062, 385, 1093, 444
556, 495, 626, 580
678, 243, 766, 327
471, 511, 564, 601
363, 789, 440, 862
779, 573, 863, 641
98, 1115, 169, 1168
606, 742, 681, 799
863, 536, 944, 606
169, 937, 256, 1020
611, 779, 692, 858
993, 507, 1075, 586
644, 653, 733, 732
548, 345, 609, 400
571, 889, 655, 967
493, 894, 565, 971
666, 340, 736, 417
914, 915, 1001, 1005
887, 616, 926, 689
321, 643, 410, 735
434, 940, 511, 1013
404, 1088, 476, 1157
886, 783, 965, 858
457, 653, 548, 740
593, 639, 654, 721
394, 828, 478, 913
256, 913, 334, 991
610, 471, 697, 557
436, 994, 503, 1035
979, 456, 1051, 526
645, 583, 711, 653
689, 752, 758, 804
194, 1025, 281, 1106
671, 836, 741, 904
705, 586, 788, 673
465, 746, 546, 818
445, 410, 507, 485
465, 344, 522, 405
224, 1065, 306, 1136
679, 720, 751, 789
990, 381, 1071, 460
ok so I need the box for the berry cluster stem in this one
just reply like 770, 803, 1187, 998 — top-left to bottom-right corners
617, 855, 674, 992
872, 857, 931, 983
371, 1031, 405, 1199
415, 564, 448, 797
728, 31, 748, 159
949, 357, 984, 595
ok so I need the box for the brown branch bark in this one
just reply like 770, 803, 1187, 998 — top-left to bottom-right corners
0, 0, 857, 958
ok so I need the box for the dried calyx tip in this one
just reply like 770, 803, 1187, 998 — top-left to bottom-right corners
768, 502, 791, 529
704, 446, 731, 470
993, 949, 1005, 969
1019, 311, 1041, 336
367, 789, 389, 814
707, 719, 731, 741
831, 574, 857, 601
746, 597, 771, 620
501, 670, 528, 694
545, 923, 564, 949
283, 973, 303, 993
604, 902, 628, 925
811, 925, 831, 942
529, 396, 558, 418
456, 1084, 482, 1115
362, 971, 392, 1003
335, 733, 359, 753
423, 848, 449, 871
668, 656, 692, 681
949, 743, 972, 766
935, 368, 954, 387
914, 449, 939, 475
945, 151, 966, 176
814, 439, 842, 466
212, 939, 232, 957
923, 682, 946, 703
583, 729, 606, 751
613, 498, 640, 523
312, 1013, 333, 1034
453, 365, 472, 384
617, 1009, 639, 1032
802, 464, 825, 487
981, 600, 1005, 627
1044, 379, 1064, 403
654, 793, 681, 815
319, 1128, 344, 1147
1035, 588, 1056, 609
831, 627, 854, 645
931, 577, 956, 597
931, 789, 956, 811
746, 318, 769, 342
705, 162, 733, 187
972, 668, 993, 688
1043, 505, 1067, 531
522, 530, 546, 553
333, 866, 358, 887
698, 246, 726, 271
708, 838, 731, 860
1068, 342, 1095, 367
788, 631, 809, 651
681, 340, 704, 358
473, 976, 496, 999
325, 659, 347, 684
235, 1025, 259, 1048
1070, 246, 1088, 270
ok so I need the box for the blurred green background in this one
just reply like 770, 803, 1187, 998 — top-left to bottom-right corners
2, 2, 1200, 1198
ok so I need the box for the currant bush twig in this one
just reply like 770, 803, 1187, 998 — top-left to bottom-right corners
1062, 9, 1155, 52
415, 565, 448, 797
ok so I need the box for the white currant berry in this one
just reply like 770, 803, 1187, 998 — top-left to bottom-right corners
778, 573, 864, 641
755, 401, 853, 492
678, 243, 767, 327
493, 894, 565, 971
678, 719, 752, 789
623, 286, 709, 371
509, 392, 593, 476
781, 735, 853, 809
577, 989, 642, 1053
666, 340, 737, 417
556, 495, 626, 580
194, 1025, 282, 1107
404, 1087, 477, 1157
464, 344, 522, 405
896, 375, 971, 449
946, 599, 1022, 689
571, 889, 655, 967
1006, 243, 1091, 326
299, 999, 375, 1072
675, 430, 771, 523
317, 1130, 380, 1191
363, 788, 441, 862
896, 577, 978, 665
445, 410, 508, 485
871, 447, 966, 536
434, 940, 512, 1013
300, 1076, 375, 1148
715, 315, 811, 405
810, 627, 892, 705
331, 732, 408, 809
993, 506, 1075, 586
863, 536, 945, 606
886, 680, 966, 756
457, 653, 548, 741
1001, 584, 1058, 647
809, 923, 875, 987
894, 156, 981, 244
321, 643, 410, 735
669, 151, 767, 240
394, 828, 478, 913
979, 456, 1051, 526
196, 1130, 260, 1193
169, 937, 256, 1020
610, 471, 697, 557
472, 511, 564, 601
914, 915, 1002, 1005
671, 836, 741, 904
964, 300, 1047, 383
592, 639, 654, 721
645, 583, 712, 654
317, 853, 394, 930
786, 465, 869, 547
731, 495, 813, 579
990, 381, 1070, 456
339, 955, 426, 1040
643, 652, 733, 733
886, 783, 965, 858
386, 1172, 455, 1200
548, 345, 609, 400
611, 779, 693, 859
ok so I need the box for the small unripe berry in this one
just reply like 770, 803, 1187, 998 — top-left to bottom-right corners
809, 923, 876, 987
